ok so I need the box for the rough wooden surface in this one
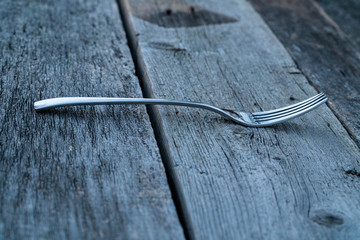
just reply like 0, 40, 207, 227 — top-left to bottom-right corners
128, 0, 237, 28
0, 0, 184, 239
126, 0, 360, 239
316, 0, 360, 47
249, 0, 360, 146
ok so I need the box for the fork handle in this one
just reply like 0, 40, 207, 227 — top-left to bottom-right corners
34, 97, 232, 119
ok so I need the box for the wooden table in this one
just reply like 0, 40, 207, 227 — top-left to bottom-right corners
1, 0, 359, 239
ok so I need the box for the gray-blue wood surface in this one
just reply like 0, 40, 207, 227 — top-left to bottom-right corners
250, 0, 360, 146
1, 0, 360, 239
125, 0, 360, 239
0, 0, 184, 239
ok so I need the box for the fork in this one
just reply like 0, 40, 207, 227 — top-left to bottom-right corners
34, 92, 327, 127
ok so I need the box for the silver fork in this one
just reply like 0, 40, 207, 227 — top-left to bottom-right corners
34, 92, 327, 127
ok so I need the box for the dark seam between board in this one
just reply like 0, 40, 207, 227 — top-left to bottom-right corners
115, 0, 195, 239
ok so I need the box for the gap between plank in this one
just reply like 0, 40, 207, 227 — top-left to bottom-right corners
249, 0, 360, 148
294, 59, 360, 148
115, 0, 195, 239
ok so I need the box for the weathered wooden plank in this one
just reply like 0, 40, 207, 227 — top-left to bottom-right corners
0, 0, 184, 239
316, 0, 360, 47
124, 0, 360, 239
249, 0, 360, 146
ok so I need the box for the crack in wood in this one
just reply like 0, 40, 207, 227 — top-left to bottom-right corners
344, 168, 360, 177
311, 210, 344, 227
116, 0, 194, 239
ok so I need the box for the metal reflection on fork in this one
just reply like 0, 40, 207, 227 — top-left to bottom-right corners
34, 93, 328, 127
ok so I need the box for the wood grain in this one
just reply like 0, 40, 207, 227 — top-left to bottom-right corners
0, 0, 184, 239
128, 0, 237, 28
125, 0, 360, 239
316, 0, 360, 47
249, 0, 360, 146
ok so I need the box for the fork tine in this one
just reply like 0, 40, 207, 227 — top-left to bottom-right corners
253, 94, 326, 120
252, 93, 325, 117
253, 93, 325, 119
254, 94, 327, 123
254, 94, 327, 121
